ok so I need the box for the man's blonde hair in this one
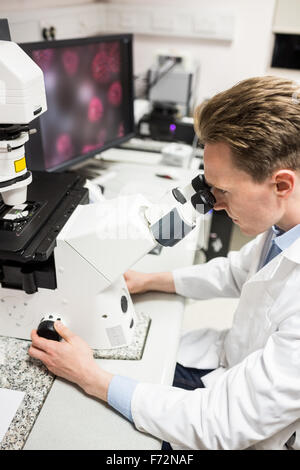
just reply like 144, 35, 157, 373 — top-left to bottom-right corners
194, 76, 300, 182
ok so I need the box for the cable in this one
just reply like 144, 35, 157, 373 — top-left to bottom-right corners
135, 58, 179, 100
147, 58, 178, 93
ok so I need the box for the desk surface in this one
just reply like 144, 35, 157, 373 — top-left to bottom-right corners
24, 295, 183, 450
83, 158, 199, 201
21, 156, 200, 449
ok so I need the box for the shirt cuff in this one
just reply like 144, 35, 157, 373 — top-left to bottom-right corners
172, 268, 184, 295
107, 374, 138, 423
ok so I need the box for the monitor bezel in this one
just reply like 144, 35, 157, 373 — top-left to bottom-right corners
20, 33, 135, 172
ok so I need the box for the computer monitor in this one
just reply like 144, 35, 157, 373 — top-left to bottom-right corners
20, 33, 135, 172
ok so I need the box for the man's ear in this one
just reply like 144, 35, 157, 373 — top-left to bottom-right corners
273, 170, 296, 198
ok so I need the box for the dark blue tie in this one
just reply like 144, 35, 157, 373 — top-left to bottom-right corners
262, 239, 282, 267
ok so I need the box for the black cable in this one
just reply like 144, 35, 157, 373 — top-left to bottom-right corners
135, 58, 179, 100
147, 58, 178, 92
135, 58, 181, 100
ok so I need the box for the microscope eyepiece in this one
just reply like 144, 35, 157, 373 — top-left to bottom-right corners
191, 174, 211, 192
191, 189, 216, 214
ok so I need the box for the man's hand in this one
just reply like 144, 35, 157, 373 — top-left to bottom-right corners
29, 321, 113, 401
124, 270, 153, 294
124, 270, 176, 294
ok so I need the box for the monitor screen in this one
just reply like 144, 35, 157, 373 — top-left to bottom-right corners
20, 34, 134, 172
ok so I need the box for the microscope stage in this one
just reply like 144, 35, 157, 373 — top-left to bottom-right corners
0, 171, 88, 261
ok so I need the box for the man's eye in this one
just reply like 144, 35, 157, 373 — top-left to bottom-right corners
216, 188, 227, 195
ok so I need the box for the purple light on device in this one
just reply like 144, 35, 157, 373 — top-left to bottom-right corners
169, 123, 176, 133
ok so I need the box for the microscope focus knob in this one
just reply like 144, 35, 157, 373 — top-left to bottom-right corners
37, 317, 62, 342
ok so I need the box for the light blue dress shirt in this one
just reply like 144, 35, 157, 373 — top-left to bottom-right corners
107, 224, 300, 422
261, 224, 300, 267
107, 375, 138, 422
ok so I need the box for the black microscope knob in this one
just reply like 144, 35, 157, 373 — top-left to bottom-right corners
37, 320, 61, 341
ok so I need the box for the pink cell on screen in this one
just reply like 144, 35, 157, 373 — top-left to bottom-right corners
88, 96, 103, 122
107, 42, 120, 74
62, 49, 79, 76
92, 51, 110, 83
108, 81, 122, 106
32, 49, 54, 71
56, 134, 73, 158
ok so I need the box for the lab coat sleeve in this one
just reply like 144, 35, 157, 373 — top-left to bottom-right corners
131, 313, 300, 450
172, 235, 262, 300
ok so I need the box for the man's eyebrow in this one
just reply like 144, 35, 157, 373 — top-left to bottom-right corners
205, 179, 213, 187
205, 180, 228, 191
205, 179, 218, 188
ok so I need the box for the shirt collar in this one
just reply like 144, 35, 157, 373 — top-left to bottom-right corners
272, 223, 300, 251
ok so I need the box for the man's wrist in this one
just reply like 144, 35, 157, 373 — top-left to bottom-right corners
146, 272, 175, 293
81, 364, 114, 402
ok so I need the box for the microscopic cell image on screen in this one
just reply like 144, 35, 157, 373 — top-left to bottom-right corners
24, 36, 133, 171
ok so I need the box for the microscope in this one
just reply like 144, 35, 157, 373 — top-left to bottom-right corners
0, 37, 215, 350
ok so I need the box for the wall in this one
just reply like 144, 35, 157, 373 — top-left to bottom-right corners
106, 0, 277, 106
3, 0, 296, 108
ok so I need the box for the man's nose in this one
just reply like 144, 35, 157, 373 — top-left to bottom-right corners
213, 201, 227, 211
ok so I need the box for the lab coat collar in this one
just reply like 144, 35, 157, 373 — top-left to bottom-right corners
273, 223, 300, 252
247, 229, 300, 284
281, 235, 300, 264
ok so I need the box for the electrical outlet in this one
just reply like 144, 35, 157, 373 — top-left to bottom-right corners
154, 49, 193, 71
158, 54, 183, 66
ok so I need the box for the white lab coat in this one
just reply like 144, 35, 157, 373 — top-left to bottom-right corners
131, 229, 300, 450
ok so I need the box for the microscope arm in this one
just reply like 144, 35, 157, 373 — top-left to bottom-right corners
56, 171, 214, 292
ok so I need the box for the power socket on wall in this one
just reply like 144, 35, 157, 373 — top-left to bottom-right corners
158, 54, 183, 66
155, 49, 193, 71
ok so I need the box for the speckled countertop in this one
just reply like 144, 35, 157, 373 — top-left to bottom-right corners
0, 336, 54, 450
0, 312, 150, 450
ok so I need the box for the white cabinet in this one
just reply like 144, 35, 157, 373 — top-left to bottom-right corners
2, 3, 235, 43
273, 0, 300, 34
106, 4, 235, 41
2, 4, 106, 43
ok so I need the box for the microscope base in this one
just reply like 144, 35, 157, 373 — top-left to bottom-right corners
93, 311, 151, 360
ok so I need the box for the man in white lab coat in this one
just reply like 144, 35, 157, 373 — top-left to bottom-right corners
29, 76, 300, 450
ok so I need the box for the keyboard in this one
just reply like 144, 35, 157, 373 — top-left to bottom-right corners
119, 137, 169, 153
